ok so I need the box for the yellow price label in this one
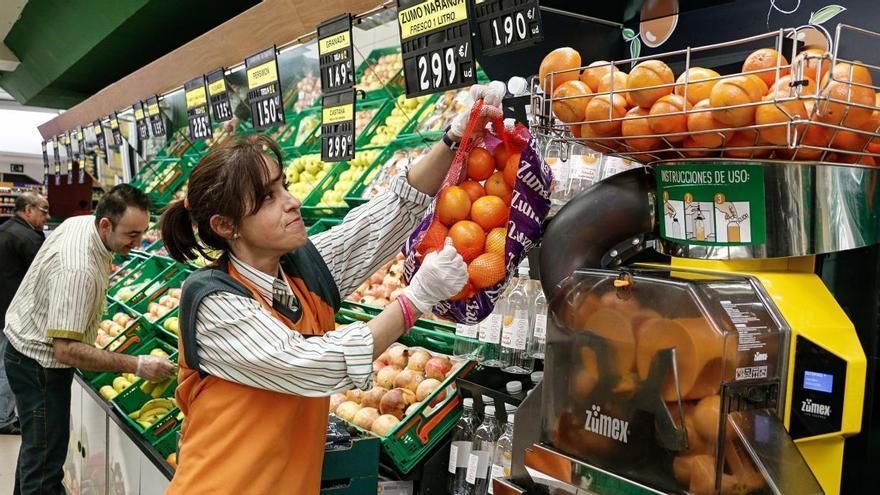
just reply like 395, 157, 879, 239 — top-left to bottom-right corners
134, 108, 145, 120
322, 103, 354, 124
398, 0, 468, 40
148, 103, 160, 116
247, 60, 278, 90
208, 78, 226, 96
110, 119, 119, 129
186, 86, 207, 109
319, 31, 351, 55
94, 124, 102, 135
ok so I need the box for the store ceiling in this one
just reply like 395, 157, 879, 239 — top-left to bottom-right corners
0, 0, 258, 109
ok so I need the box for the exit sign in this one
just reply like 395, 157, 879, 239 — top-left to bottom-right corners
10, 164, 24, 173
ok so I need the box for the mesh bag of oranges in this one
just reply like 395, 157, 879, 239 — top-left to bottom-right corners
402, 100, 552, 324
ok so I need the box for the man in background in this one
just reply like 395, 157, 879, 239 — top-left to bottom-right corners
0, 192, 50, 435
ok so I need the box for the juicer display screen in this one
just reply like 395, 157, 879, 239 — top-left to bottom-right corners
804, 370, 834, 393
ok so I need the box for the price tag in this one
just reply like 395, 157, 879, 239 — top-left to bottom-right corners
93, 119, 107, 161
73, 127, 85, 184
41, 141, 49, 188
133, 101, 150, 140
185, 76, 212, 140
318, 13, 354, 92
245, 47, 284, 130
207, 68, 233, 123
321, 89, 356, 162
52, 137, 61, 186
473, 0, 543, 56
64, 132, 73, 185
396, 0, 476, 97
109, 112, 122, 146
146, 95, 166, 137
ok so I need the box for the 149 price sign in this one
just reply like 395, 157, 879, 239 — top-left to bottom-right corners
207, 68, 233, 123
473, 0, 543, 56
246, 47, 284, 130
321, 90, 356, 162
185, 76, 212, 140
318, 14, 354, 92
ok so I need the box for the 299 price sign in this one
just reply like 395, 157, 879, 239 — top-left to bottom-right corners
185, 76, 212, 140
318, 14, 354, 92
207, 69, 233, 123
473, 0, 543, 56
321, 89, 356, 162
246, 47, 284, 130
397, 0, 476, 97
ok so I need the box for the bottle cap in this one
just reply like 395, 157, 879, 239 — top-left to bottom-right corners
485, 405, 496, 416
482, 395, 495, 405
507, 76, 528, 96
505, 403, 517, 413
508, 415, 515, 425
531, 371, 544, 384
463, 398, 474, 409
506, 381, 523, 394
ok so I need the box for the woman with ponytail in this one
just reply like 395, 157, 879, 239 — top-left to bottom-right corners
162, 83, 505, 494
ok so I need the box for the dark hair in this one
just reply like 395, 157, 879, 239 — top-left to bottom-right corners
14, 192, 42, 213
94, 184, 151, 227
160, 134, 284, 263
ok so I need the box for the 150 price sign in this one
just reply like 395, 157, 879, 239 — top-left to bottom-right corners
473, 0, 543, 56
185, 76, 212, 140
146, 96, 166, 137
246, 47, 284, 130
397, 0, 476, 97
133, 101, 150, 140
318, 14, 354, 92
207, 69, 233, 123
321, 89, 356, 162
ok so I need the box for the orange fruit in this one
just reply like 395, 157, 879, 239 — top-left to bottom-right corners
794, 48, 830, 84
485, 172, 512, 204
621, 106, 662, 151
722, 131, 770, 158
681, 137, 713, 158
485, 227, 506, 254
435, 186, 472, 226
818, 80, 875, 128
449, 220, 486, 262
471, 195, 509, 231
580, 60, 621, 92
493, 145, 511, 171
687, 99, 732, 148
598, 71, 636, 107
674, 67, 721, 105
831, 129, 870, 151
743, 48, 789, 86
770, 75, 817, 98
459, 180, 486, 203
821, 61, 874, 87
585, 94, 628, 137
579, 123, 620, 153
570, 124, 582, 139
467, 147, 496, 181
417, 220, 448, 257
539, 47, 582, 93
468, 252, 506, 289
709, 76, 761, 127
552, 80, 592, 124
755, 97, 807, 145
745, 74, 769, 98
795, 118, 832, 160
503, 153, 520, 187
648, 94, 690, 142
449, 282, 476, 301
627, 60, 675, 108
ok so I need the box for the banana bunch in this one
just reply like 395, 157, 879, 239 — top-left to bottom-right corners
129, 398, 176, 429
140, 377, 175, 399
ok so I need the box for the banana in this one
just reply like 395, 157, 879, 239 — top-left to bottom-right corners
136, 420, 153, 429
149, 348, 169, 358
128, 410, 141, 420
138, 408, 170, 421
140, 381, 157, 394
139, 398, 174, 413
150, 378, 174, 399
112, 377, 130, 393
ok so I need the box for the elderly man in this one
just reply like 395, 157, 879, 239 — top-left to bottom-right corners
0, 193, 50, 435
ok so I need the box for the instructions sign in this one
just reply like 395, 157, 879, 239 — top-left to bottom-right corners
656, 163, 765, 246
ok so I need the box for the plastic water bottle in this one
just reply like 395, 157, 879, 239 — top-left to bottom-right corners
481, 278, 515, 367
454, 320, 481, 361
449, 398, 478, 495
489, 415, 516, 494
501, 262, 535, 374
467, 405, 500, 495
529, 285, 548, 359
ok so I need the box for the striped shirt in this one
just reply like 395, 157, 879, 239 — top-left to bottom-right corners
3, 215, 112, 368
194, 171, 432, 396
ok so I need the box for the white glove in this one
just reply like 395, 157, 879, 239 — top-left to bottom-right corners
405, 238, 469, 313
136, 355, 177, 382
448, 81, 507, 141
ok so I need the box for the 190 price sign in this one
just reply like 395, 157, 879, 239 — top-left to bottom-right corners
397, 0, 475, 98
246, 47, 284, 130
473, 0, 543, 56
185, 76, 212, 140
207, 69, 233, 123
321, 89, 356, 162
318, 14, 354, 92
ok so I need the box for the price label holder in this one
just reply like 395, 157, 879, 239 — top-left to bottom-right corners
472, 0, 543, 56
318, 13, 354, 92
64, 132, 73, 185
73, 127, 85, 183
109, 112, 122, 147
321, 89, 356, 162
41, 141, 49, 189
133, 101, 150, 140
146, 96, 166, 137
52, 137, 61, 186
397, 0, 476, 97
207, 68, 233, 123
185, 76, 212, 140
93, 119, 107, 161
245, 47, 284, 130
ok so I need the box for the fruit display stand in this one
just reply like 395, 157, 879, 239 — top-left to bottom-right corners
344, 135, 436, 209
321, 428, 381, 495
267, 105, 323, 149
355, 47, 405, 101
306, 217, 342, 235
107, 256, 175, 303
129, 156, 199, 210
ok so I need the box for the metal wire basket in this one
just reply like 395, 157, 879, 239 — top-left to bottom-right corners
530, 24, 880, 166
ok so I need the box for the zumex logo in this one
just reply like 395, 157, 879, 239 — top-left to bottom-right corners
753, 351, 767, 362
801, 398, 831, 418
583, 405, 630, 443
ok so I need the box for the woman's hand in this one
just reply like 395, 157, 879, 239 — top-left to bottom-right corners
403, 239, 469, 313
447, 81, 507, 143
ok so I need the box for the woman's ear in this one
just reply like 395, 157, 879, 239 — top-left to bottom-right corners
209, 214, 236, 241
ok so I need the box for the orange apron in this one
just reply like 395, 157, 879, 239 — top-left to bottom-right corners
167, 262, 336, 494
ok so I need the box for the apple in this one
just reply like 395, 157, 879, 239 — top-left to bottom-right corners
424, 356, 452, 380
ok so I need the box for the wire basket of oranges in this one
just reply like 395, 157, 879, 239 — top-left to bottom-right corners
532, 23, 880, 167
402, 99, 552, 324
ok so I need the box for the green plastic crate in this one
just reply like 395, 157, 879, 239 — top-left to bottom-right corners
99, 302, 157, 351
129, 268, 187, 316
88, 334, 176, 391
343, 135, 436, 209
307, 218, 342, 236
153, 422, 182, 458
110, 252, 150, 286
272, 107, 322, 149
131, 156, 197, 209
108, 256, 175, 303
113, 380, 180, 443
355, 47, 404, 101
299, 161, 352, 221
321, 435, 380, 495
121, 262, 189, 309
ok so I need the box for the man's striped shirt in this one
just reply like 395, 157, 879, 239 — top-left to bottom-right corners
193, 171, 431, 396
